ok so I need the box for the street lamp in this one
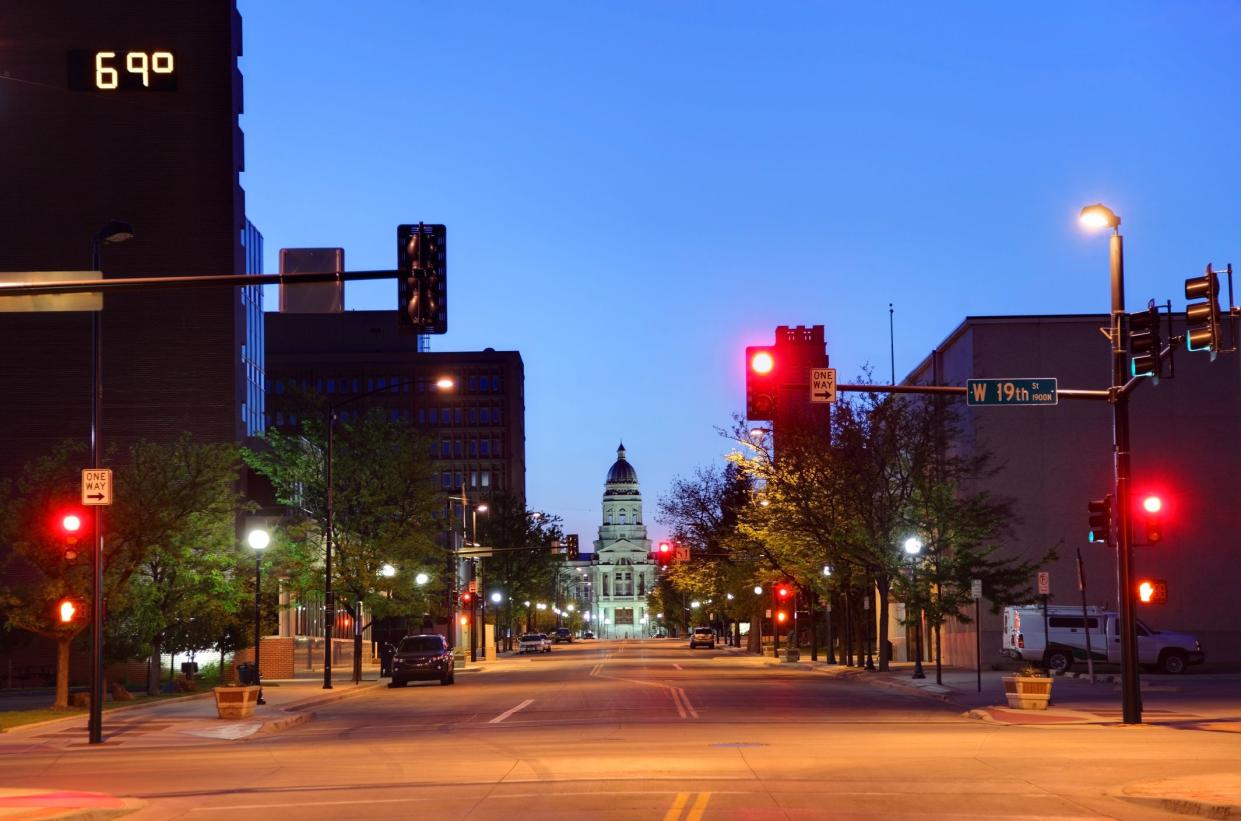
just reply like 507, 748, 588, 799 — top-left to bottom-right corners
753, 585, 763, 595
472, 503, 489, 546
380, 563, 396, 578
323, 374, 455, 688
415, 572, 430, 586
84, 220, 133, 745
1079, 201, 1142, 725
490, 591, 503, 604
904, 537, 925, 680
247, 527, 270, 704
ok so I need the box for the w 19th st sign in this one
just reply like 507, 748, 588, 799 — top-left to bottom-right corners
81, 469, 112, 506
966, 378, 1058, 406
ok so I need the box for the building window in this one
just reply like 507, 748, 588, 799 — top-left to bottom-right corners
619, 512, 626, 525
468, 375, 478, 392
493, 439, 502, 457
352, 378, 360, 393
454, 407, 463, 425
480, 408, 491, 424
326, 378, 336, 394
602, 576, 609, 596
481, 471, 490, 488
479, 375, 489, 391
275, 411, 284, 426
493, 375, 501, 392
606, 513, 612, 525
479, 440, 490, 456
274, 380, 285, 394
454, 472, 462, 489
468, 440, 477, 457
441, 472, 451, 489
441, 440, 450, 457
470, 470, 478, 488
315, 379, 323, 392
418, 408, 426, 424
453, 440, 463, 458
638, 574, 645, 596
469, 407, 477, 425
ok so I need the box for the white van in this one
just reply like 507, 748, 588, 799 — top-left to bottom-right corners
1002, 604, 1204, 675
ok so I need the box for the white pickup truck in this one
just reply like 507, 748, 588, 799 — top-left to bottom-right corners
1002, 604, 1205, 674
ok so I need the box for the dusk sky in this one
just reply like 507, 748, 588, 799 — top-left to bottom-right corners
237, 2, 1241, 544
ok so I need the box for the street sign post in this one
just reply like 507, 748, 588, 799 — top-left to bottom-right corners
971, 578, 983, 693
81, 469, 112, 506
966, 378, 1058, 406
810, 367, 837, 403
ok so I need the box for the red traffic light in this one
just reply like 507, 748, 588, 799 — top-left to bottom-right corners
61, 514, 82, 533
57, 599, 79, 623
460, 591, 474, 604
750, 350, 774, 375
775, 583, 792, 600
658, 542, 671, 554
1142, 495, 1162, 514
745, 346, 778, 421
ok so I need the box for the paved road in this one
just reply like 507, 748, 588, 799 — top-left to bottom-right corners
3, 639, 1236, 819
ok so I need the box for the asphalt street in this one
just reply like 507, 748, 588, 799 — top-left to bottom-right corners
2, 639, 1237, 819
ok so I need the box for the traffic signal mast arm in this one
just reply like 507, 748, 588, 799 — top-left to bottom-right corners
833, 383, 1111, 402
0, 268, 400, 298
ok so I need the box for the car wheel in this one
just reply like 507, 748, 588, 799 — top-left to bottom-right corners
389, 678, 407, 688
1046, 650, 1073, 674
1159, 651, 1188, 675
440, 674, 455, 685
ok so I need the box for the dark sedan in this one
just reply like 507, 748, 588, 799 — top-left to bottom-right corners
390, 634, 455, 686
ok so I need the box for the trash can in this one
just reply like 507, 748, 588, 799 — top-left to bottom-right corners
236, 662, 259, 686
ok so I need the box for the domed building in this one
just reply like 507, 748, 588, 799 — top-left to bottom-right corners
567, 443, 656, 638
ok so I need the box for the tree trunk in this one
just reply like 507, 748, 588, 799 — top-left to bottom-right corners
935, 622, 943, 685
147, 635, 162, 696
747, 602, 763, 653
53, 636, 72, 710
352, 599, 363, 684
876, 574, 892, 672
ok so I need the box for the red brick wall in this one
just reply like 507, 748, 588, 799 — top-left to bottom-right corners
226, 636, 295, 682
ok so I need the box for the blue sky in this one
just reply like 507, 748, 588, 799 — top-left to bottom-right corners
237, 2, 1241, 543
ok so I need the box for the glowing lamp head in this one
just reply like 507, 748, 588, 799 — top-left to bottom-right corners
658, 542, 671, 554
414, 572, 430, 586
776, 611, 788, 623
1142, 495, 1162, 514
750, 351, 774, 375
1078, 203, 1120, 231
247, 529, 270, 550
904, 537, 923, 556
435, 377, 455, 390
61, 514, 82, 533
380, 563, 396, 578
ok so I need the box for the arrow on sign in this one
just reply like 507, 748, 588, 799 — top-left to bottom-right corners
86, 493, 105, 501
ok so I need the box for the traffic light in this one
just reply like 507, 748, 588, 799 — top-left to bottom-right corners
775, 610, 788, 624
460, 591, 474, 607
775, 583, 792, 602
745, 346, 778, 421
1141, 495, 1163, 544
57, 598, 81, 624
57, 510, 84, 561
1136, 578, 1168, 605
1088, 495, 1112, 544
397, 223, 447, 334
1127, 303, 1163, 378
1185, 265, 1222, 356
655, 541, 673, 566
566, 534, 579, 561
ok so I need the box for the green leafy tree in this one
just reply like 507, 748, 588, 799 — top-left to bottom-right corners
478, 494, 562, 647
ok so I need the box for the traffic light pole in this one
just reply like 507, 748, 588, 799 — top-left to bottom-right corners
89, 309, 104, 744
1108, 231, 1142, 725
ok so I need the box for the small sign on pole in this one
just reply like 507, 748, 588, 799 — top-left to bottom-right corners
809, 368, 837, 403
970, 579, 982, 600
1037, 571, 1050, 596
81, 469, 112, 506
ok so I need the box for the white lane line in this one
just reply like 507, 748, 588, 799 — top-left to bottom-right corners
673, 663, 682, 670
488, 698, 534, 724
670, 688, 687, 719
674, 687, 698, 719
590, 663, 603, 677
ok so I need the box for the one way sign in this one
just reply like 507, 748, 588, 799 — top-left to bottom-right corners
81, 469, 113, 506
810, 368, 837, 403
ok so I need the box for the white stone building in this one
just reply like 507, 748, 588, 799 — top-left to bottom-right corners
566, 444, 656, 638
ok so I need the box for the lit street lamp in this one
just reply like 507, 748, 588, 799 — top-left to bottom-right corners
247, 527, 270, 704
1079, 201, 1142, 725
904, 537, 925, 680
415, 572, 430, 586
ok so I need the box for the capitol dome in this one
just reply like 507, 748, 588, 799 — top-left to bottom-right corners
606, 442, 638, 484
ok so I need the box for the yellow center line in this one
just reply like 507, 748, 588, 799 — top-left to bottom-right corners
662, 792, 689, 821
686, 792, 711, 821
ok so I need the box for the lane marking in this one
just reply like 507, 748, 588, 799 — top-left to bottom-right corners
590, 663, 603, 677
670, 688, 687, 719
673, 663, 683, 670
674, 687, 698, 719
687, 792, 711, 821
488, 699, 533, 724
662, 792, 689, 821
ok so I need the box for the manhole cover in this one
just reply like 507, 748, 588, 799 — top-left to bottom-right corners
711, 742, 768, 748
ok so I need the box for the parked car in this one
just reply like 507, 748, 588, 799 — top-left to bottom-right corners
689, 627, 716, 650
519, 632, 551, 654
390, 634, 454, 686
1002, 604, 1204, 674
554, 628, 573, 644
581, 630, 596, 640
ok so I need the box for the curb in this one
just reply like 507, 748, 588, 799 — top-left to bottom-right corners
277, 681, 384, 712
0, 691, 213, 735
256, 711, 314, 735
0, 794, 145, 820
1118, 794, 1241, 818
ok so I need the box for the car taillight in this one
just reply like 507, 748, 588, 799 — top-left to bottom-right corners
1017, 634, 1024, 649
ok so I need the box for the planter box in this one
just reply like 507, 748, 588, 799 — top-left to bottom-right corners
1002, 675, 1052, 709
212, 685, 261, 719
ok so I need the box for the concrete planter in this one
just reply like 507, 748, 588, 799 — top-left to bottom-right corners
1002, 675, 1052, 709
212, 685, 261, 719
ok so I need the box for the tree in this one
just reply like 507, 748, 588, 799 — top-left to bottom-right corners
478, 494, 562, 649
244, 409, 442, 680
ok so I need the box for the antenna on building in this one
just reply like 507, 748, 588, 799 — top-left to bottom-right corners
889, 303, 896, 385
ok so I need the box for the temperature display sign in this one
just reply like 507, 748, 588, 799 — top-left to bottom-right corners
67, 50, 177, 92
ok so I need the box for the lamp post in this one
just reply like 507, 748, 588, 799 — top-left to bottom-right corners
86, 220, 133, 745
823, 565, 836, 664
247, 528, 270, 704
904, 537, 926, 679
323, 375, 454, 689
1079, 202, 1141, 724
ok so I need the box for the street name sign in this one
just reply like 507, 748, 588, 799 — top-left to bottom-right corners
1037, 571, 1050, 595
810, 367, 837, 403
971, 579, 982, 600
81, 469, 112, 506
966, 378, 1058, 406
